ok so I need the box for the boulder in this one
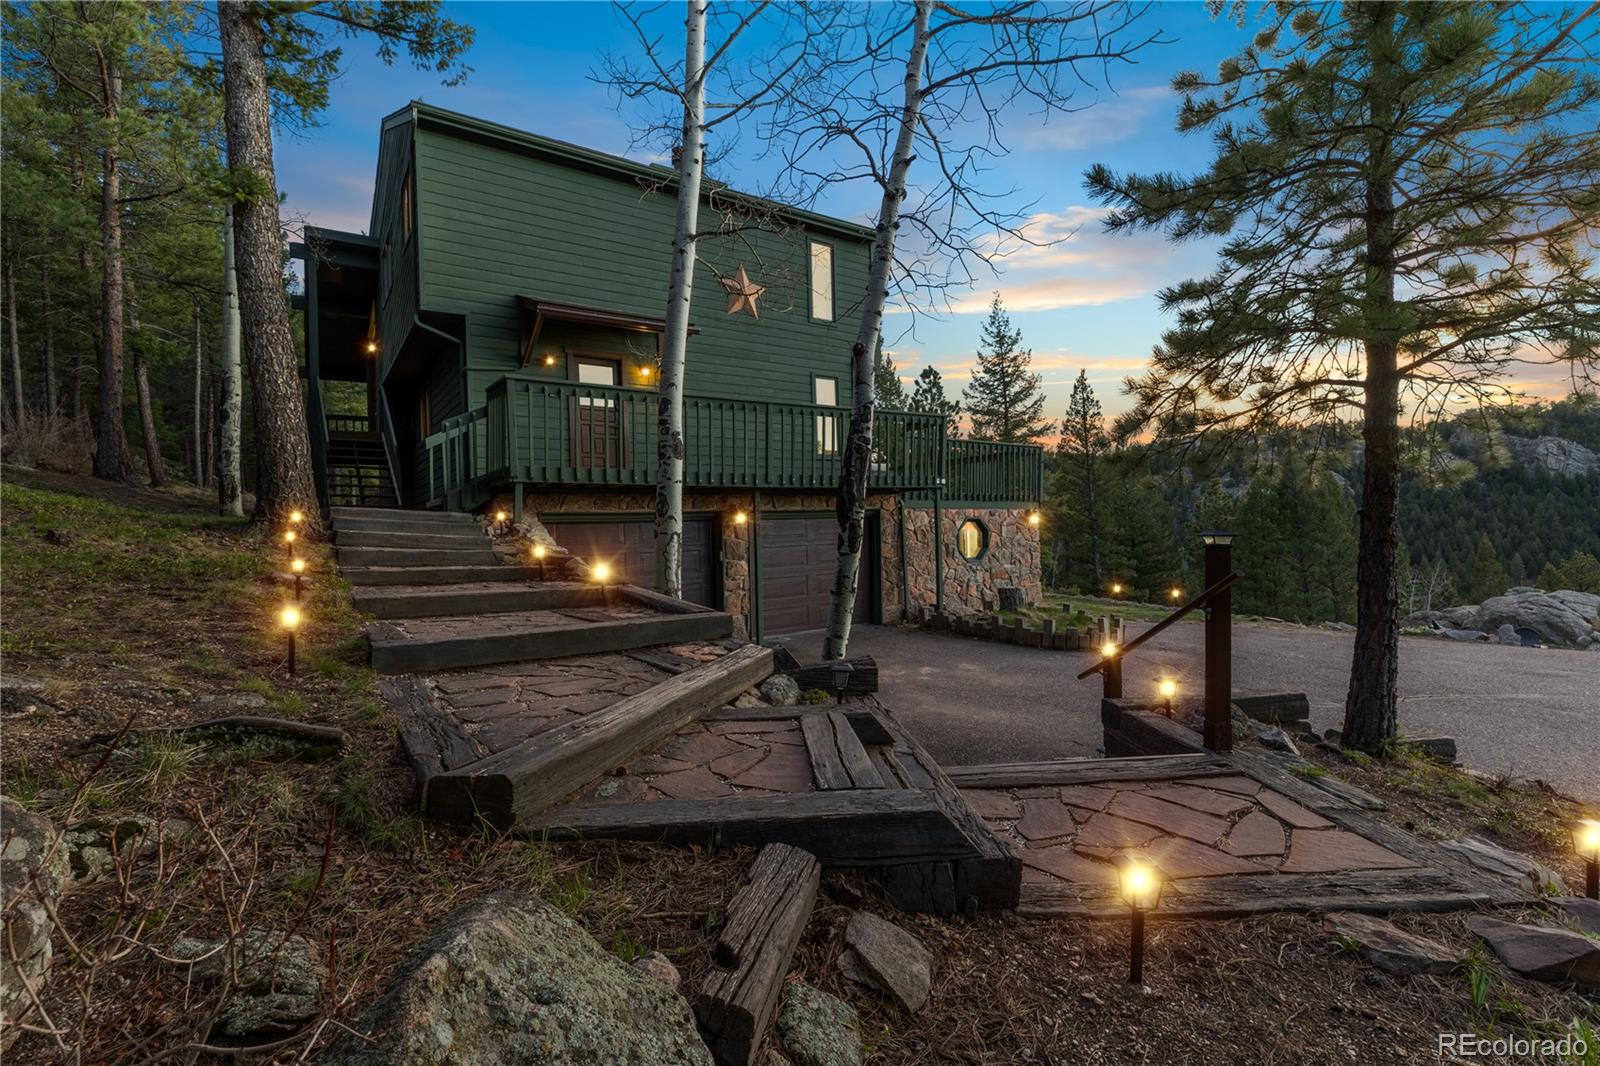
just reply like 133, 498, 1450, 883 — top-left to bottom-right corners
632, 951, 681, 992
1403, 736, 1457, 764
1324, 912, 1462, 975
843, 911, 932, 1013
1469, 590, 1595, 647
1554, 897, 1600, 937
62, 813, 193, 883
322, 893, 712, 1065
1495, 623, 1519, 646
169, 930, 324, 1037
776, 982, 861, 1066
1439, 837, 1565, 897
1467, 916, 1600, 987
1255, 727, 1301, 756
759, 674, 801, 708
1, 798, 68, 1049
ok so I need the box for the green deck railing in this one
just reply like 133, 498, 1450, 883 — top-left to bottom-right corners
422, 373, 1041, 508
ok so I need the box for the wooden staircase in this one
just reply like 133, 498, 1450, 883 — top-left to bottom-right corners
327, 431, 397, 508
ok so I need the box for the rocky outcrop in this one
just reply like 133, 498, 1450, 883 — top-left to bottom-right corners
1452, 428, 1600, 478
1469, 589, 1600, 647
168, 929, 324, 1037
1, 797, 67, 1049
323, 892, 712, 1065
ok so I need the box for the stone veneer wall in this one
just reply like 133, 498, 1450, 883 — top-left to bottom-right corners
485, 488, 905, 641
903, 506, 1042, 616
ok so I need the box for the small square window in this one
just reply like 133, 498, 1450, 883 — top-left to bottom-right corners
957, 518, 988, 561
809, 241, 834, 322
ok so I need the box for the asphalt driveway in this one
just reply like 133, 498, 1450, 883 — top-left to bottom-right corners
773, 621, 1600, 804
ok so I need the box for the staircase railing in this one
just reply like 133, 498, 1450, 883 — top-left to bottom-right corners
307, 376, 331, 515
1076, 569, 1243, 751
375, 390, 403, 505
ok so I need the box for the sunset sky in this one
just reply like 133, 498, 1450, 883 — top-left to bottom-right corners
275, 2, 1587, 439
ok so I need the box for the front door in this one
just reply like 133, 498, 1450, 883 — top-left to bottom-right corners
571, 355, 622, 468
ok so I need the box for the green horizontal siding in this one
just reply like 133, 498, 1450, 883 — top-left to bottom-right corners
413, 127, 871, 413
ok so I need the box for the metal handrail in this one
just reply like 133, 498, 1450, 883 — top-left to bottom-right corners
1075, 571, 1243, 680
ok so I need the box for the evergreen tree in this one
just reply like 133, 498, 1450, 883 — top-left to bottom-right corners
909, 365, 959, 418
1468, 533, 1510, 603
1050, 370, 1111, 588
962, 294, 1048, 443
1088, 4, 1600, 753
874, 351, 908, 410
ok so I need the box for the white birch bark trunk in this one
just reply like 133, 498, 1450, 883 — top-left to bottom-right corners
217, 202, 244, 517
653, 0, 709, 599
822, 0, 932, 659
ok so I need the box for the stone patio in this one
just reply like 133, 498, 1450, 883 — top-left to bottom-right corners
574, 717, 817, 806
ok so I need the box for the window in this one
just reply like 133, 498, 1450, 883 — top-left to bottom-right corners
957, 518, 988, 561
401, 167, 414, 245
809, 241, 834, 321
574, 357, 621, 387
814, 376, 839, 456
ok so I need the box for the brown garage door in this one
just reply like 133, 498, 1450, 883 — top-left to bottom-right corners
544, 516, 716, 608
760, 515, 876, 636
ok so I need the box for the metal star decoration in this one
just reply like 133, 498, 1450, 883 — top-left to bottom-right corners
720, 265, 765, 318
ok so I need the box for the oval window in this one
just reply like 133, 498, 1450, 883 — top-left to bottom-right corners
957, 518, 988, 560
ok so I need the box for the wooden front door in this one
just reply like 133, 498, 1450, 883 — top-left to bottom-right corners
571, 355, 622, 469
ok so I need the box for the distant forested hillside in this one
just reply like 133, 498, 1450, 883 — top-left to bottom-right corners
1042, 393, 1600, 623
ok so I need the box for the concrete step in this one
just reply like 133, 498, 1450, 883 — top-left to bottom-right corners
342, 565, 542, 587
337, 546, 501, 568
368, 604, 734, 673
351, 580, 602, 619
334, 528, 491, 550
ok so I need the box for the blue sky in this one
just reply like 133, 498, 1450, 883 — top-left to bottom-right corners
276, 2, 1258, 429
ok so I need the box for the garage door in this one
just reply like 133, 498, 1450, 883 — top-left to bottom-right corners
760, 515, 875, 636
545, 517, 716, 608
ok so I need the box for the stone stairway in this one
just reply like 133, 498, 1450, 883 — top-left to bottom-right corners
333, 506, 734, 674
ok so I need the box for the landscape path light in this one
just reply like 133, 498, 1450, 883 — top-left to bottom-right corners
290, 557, 306, 601
279, 604, 302, 675
1169, 586, 1182, 602
494, 509, 509, 526
1573, 819, 1600, 899
1110, 581, 1123, 598
282, 529, 297, 557
532, 542, 548, 580
1157, 677, 1177, 715
591, 560, 612, 590
288, 509, 304, 526
830, 659, 854, 704
1100, 640, 1122, 699
1116, 856, 1163, 985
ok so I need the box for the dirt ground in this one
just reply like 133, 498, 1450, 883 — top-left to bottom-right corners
2, 469, 1596, 1064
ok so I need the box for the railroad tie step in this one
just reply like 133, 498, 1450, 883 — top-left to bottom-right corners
336, 546, 501, 568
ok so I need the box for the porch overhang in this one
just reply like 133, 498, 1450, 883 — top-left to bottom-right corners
517, 296, 698, 367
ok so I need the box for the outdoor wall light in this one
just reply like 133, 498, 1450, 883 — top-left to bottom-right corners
543, 353, 557, 367
290, 557, 306, 600
1200, 529, 1236, 547
829, 659, 855, 704
279, 604, 302, 675
1573, 819, 1600, 898
639, 365, 653, 380
1157, 677, 1177, 714
1116, 857, 1163, 984
365, 340, 379, 355
1027, 511, 1041, 528
733, 510, 749, 526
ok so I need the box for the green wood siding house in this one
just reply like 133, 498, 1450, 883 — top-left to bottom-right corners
296, 102, 1043, 638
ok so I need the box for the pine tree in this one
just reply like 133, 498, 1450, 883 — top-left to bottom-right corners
875, 351, 908, 410
1468, 534, 1510, 603
962, 294, 1048, 443
1051, 370, 1111, 588
909, 365, 958, 418
1088, 4, 1600, 753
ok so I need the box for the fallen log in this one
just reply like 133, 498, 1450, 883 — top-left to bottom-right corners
695, 844, 821, 1066
80, 715, 348, 758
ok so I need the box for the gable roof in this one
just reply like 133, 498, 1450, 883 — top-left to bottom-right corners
383, 100, 875, 244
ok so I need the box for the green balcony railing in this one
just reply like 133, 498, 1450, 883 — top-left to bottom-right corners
944, 438, 1044, 505
422, 373, 1041, 509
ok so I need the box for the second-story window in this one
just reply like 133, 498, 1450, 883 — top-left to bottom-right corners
814, 376, 838, 456
809, 241, 833, 322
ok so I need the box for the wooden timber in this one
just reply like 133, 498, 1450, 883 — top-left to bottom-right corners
695, 844, 821, 1066
784, 655, 878, 696
944, 753, 1232, 790
426, 644, 773, 830
800, 712, 884, 790
380, 676, 487, 807
351, 581, 604, 619
523, 789, 971, 863
709, 706, 894, 745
